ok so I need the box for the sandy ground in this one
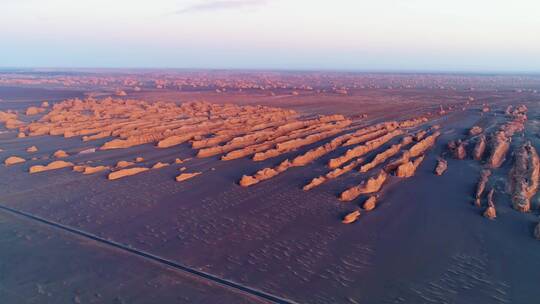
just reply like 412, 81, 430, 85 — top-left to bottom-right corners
1, 82, 540, 303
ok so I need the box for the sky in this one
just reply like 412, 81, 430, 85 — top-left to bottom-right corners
1, 0, 539, 72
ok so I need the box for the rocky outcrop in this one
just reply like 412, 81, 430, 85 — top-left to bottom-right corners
340, 170, 387, 201
342, 210, 361, 224
396, 155, 425, 178
4, 156, 25, 166
115, 160, 134, 169
29, 160, 73, 173
135, 157, 145, 162
359, 143, 402, 173
473, 134, 487, 160
483, 188, 496, 220
408, 132, 441, 158
174, 158, 184, 164
509, 142, 539, 212
152, 162, 169, 169
53, 150, 69, 158
176, 172, 202, 182
26, 146, 38, 153
25, 106, 44, 116
363, 195, 378, 211
475, 170, 491, 207
108, 167, 149, 180
434, 158, 448, 176
329, 130, 403, 169
452, 140, 467, 160
487, 131, 510, 168
83, 165, 109, 174
303, 158, 364, 191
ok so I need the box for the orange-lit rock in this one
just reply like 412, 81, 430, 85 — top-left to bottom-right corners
152, 162, 169, 169
83, 165, 109, 174
473, 134, 487, 161
342, 210, 361, 224
115, 160, 134, 169
176, 172, 202, 182
26, 146, 38, 153
434, 158, 448, 176
483, 188, 496, 220
340, 170, 387, 201
29, 160, 73, 173
475, 170, 491, 207
53, 150, 69, 158
108, 167, 149, 180
363, 195, 378, 211
396, 155, 425, 178
487, 131, 510, 168
4, 156, 25, 166
509, 142, 539, 212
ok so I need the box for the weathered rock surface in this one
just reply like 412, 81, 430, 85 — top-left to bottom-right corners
29, 160, 73, 173
475, 170, 492, 207
473, 134, 487, 161
83, 165, 109, 174
303, 158, 364, 191
434, 158, 448, 176
469, 126, 483, 136
340, 170, 387, 201
342, 210, 361, 224
26, 146, 38, 153
176, 172, 202, 182
363, 195, 378, 211
115, 160, 134, 169
108, 167, 149, 180
509, 142, 539, 212
53, 150, 69, 158
152, 162, 169, 169
483, 188, 496, 220
487, 131, 510, 168
396, 155, 425, 178
4, 156, 25, 166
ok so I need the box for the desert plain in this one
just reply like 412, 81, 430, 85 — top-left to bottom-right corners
1, 69, 540, 303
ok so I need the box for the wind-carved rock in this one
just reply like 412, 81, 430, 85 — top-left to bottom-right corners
176, 172, 202, 182
303, 158, 364, 191
487, 131, 510, 168
509, 142, 539, 212
396, 155, 425, 178
4, 156, 25, 166
473, 134, 487, 161
29, 160, 74, 173
483, 188, 497, 220
340, 170, 387, 202
342, 210, 361, 224
475, 170, 491, 207
434, 158, 448, 176
363, 195, 378, 211
469, 126, 483, 136
108, 167, 149, 180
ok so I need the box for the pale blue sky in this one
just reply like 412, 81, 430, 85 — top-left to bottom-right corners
1, 0, 539, 72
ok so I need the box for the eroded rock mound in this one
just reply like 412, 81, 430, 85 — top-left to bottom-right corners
396, 155, 425, 178
487, 131, 510, 168
434, 158, 448, 176
176, 172, 202, 182
363, 195, 378, 211
4, 156, 25, 166
83, 165, 109, 175
340, 170, 387, 201
108, 167, 149, 180
469, 126, 483, 136
29, 160, 73, 173
473, 135, 487, 161
26, 146, 38, 153
53, 150, 69, 158
509, 142, 539, 212
342, 210, 361, 224
475, 170, 492, 207
483, 188, 496, 220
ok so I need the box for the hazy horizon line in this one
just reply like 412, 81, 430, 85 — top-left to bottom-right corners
1, 66, 539, 77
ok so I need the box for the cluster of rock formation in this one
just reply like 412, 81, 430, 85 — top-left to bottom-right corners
509, 142, 539, 212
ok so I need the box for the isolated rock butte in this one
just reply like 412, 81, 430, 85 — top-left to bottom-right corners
363, 196, 378, 211
53, 150, 69, 158
29, 160, 73, 173
115, 160, 134, 169
509, 142, 539, 212
176, 172, 202, 182
83, 165, 109, 175
342, 210, 361, 224
475, 170, 492, 207
483, 188, 496, 220
434, 158, 448, 176
4, 156, 25, 166
151, 162, 169, 169
26, 146, 38, 153
108, 167, 149, 180
340, 170, 388, 202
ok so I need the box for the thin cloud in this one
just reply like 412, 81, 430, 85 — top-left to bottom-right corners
175, 0, 267, 14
